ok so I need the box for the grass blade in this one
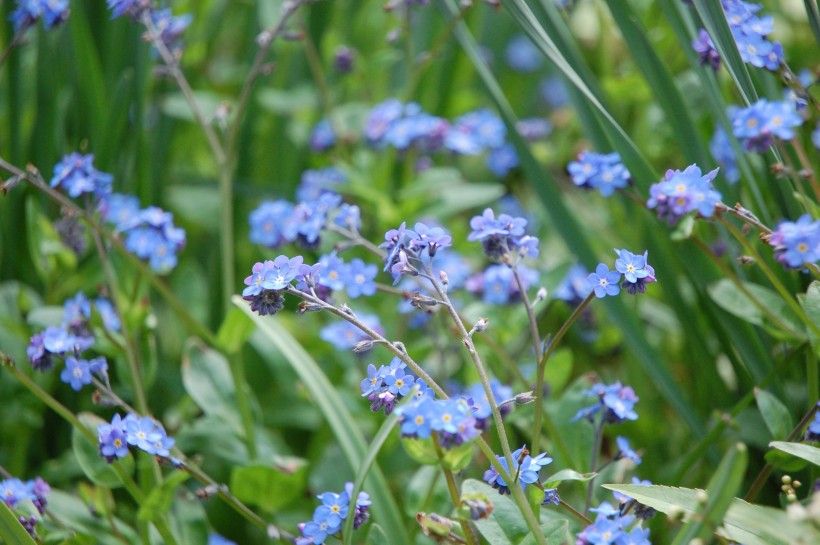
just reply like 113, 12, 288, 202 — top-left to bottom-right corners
0, 502, 37, 545
235, 297, 409, 545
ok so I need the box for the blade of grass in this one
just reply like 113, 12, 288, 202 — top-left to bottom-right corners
0, 502, 37, 545
342, 410, 400, 545
438, 0, 704, 436
806, 0, 820, 49
604, 0, 709, 167
237, 297, 409, 545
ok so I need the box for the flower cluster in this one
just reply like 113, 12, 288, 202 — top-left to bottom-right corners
27, 292, 117, 387
396, 396, 480, 449
731, 98, 803, 153
99, 194, 187, 273
466, 263, 539, 305
10, 0, 69, 32
587, 249, 656, 299
577, 501, 651, 545
361, 358, 433, 414
0, 475, 50, 539
573, 381, 640, 424
241, 255, 304, 315
483, 445, 553, 495
50, 153, 113, 200
646, 164, 721, 225
97, 413, 176, 462
295, 483, 371, 545
766, 214, 820, 269
468, 208, 539, 263
379, 221, 453, 283
568, 151, 631, 197
723, 0, 784, 70
107, 1, 192, 54
691, 29, 720, 71
249, 177, 357, 250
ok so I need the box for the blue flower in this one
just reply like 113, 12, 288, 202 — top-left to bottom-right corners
731, 99, 802, 152
11, 0, 69, 31
296, 263, 323, 291
542, 488, 560, 505
408, 222, 452, 258
124, 415, 163, 454
0, 478, 35, 508
26, 332, 53, 371
319, 314, 383, 350
309, 119, 336, 152
396, 397, 434, 439
692, 29, 720, 70
483, 445, 553, 494
98, 414, 129, 462
767, 214, 820, 268
95, 298, 122, 332
249, 200, 296, 248
805, 404, 820, 441
333, 203, 361, 231
504, 35, 543, 72
262, 255, 304, 290
568, 151, 631, 197
315, 492, 349, 531
345, 258, 377, 298
554, 264, 593, 304
614, 249, 648, 284
106, 1, 147, 19
709, 126, 740, 184
297, 168, 347, 202
587, 264, 621, 298
384, 367, 415, 396
207, 534, 237, 545
50, 153, 112, 199
615, 436, 642, 465
516, 118, 552, 140
60, 357, 93, 391
486, 143, 519, 177
647, 164, 721, 225
149, 9, 192, 53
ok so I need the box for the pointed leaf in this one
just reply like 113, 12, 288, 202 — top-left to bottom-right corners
769, 441, 820, 466
181, 339, 243, 434
0, 502, 37, 545
754, 388, 794, 440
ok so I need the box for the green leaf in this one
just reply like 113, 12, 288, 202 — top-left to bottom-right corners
769, 441, 820, 466
517, 520, 568, 545
343, 411, 400, 545
670, 443, 747, 544
542, 469, 596, 489
72, 413, 135, 488
462, 478, 528, 545
0, 501, 37, 545
544, 348, 573, 393
238, 298, 409, 545
181, 339, 243, 434
707, 279, 805, 340
754, 388, 793, 440
165, 185, 222, 232
215, 306, 256, 354
137, 471, 191, 522
798, 281, 820, 356
602, 482, 819, 545
230, 458, 308, 512
365, 524, 389, 545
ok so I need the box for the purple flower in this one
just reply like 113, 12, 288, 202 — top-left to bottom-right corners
60, 357, 93, 391
98, 414, 129, 462
692, 29, 720, 70
11, 0, 69, 31
767, 214, 820, 268
408, 222, 452, 257
646, 164, 721, 225
249, 200, 296, 248
483, 445, 552, 495
615, 436, 642, 464
50, 153, 112, 200
568, 151, 631, 197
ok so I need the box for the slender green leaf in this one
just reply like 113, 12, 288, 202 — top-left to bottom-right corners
707, 279, 805, 340
602, 483, 819, 545
215, 306, 257, 354
0, 501, 37, 545
754, 389, 794, 440
798, 281, 820, 357
669, 443, 747, 544
237, 297, 408, 545
804, 0, 820, 49
690, 0, 758, 105
137, 471, 191, 522
604, 1, 709, 167
769, 441, 820, 466
542, 469, 596, 489
343, 411, 400, 545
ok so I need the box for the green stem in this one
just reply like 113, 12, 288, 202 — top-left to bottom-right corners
559, 499, 592, 526
89, 221, 148, 414
532, 294, 594, 458
229, 351, 258, 460
434, 436, 480, 545
584, 416, 605, 515
745, 402, 820, 502
0, 158, 216, 344
719, 216, 820, 336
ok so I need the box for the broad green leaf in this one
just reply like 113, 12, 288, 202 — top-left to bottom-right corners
47, 490, 138, 545
0, 501, 37, 545
707, 279, 805, 340
542, 469, 596, 489
231, 458, 308, 512
462, 478, 528, 545
165, 185, 222, 232
602, 483, 819, 545
160, 91, 228, 123
238, 299, 409, 545
517, 520, 569, 545
769, 441, 820, 466
137, 470, 191, 522
669, 443, 747, 544
72, 413, 135, 489
544, 348, 573, 393
215, 306, 256, 354
754, 389, 793, 440
181, 339, 243, 434
256, 86, 319, 115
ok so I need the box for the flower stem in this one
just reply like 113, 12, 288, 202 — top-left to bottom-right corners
433, 436, 480, 545
584, 416, 605, 515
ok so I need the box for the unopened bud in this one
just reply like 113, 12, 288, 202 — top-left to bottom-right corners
297, 301, 323, 314
695, 490, 708, 504
737, 255, 755, 265
535, 287, 548, 304
514, 391, 536, 405
353, 340, 375, 353
782, 475, 792, 485
468, 317, 489, 337
339, 303, 355, 316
